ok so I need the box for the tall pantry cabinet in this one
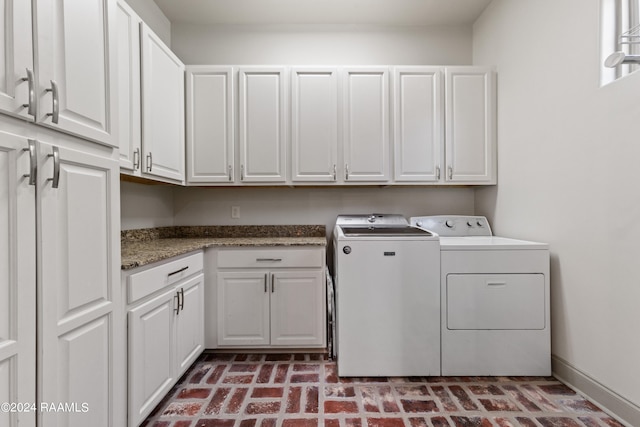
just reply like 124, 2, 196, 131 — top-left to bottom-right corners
0, 0, 124, 425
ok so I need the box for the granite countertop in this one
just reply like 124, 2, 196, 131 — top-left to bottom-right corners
121, 225, 327, 270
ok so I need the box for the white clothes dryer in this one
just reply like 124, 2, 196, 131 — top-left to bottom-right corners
411, 215, 550, 376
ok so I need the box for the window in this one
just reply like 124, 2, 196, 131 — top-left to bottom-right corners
601, 0, 640, 84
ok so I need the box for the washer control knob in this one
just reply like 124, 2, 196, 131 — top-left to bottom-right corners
467, 221, 474, 227
476, 221, 484, 227
445, 220, 454, 228
367, 215, 376, 223
343, 246, 352, 255
415, 221, 423, 227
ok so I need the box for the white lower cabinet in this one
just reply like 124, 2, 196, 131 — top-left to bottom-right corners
216, 248, 326, 348
125, 252, 204, 427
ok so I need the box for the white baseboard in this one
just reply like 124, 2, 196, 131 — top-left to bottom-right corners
552, 355, 640, 427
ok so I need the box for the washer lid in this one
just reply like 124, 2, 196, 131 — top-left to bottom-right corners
439, 236, 548, 250
340, 226, 434, 237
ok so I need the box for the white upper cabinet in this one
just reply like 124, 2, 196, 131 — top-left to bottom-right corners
141, 24, 185, 184
291, 68, 339, 182
342, 67, 390, 182
186, 66, 235, 184
0, 0, 35, 121
445, 67, 496, 184
393, 67, 443, 182
116, 1, 142, 172
238, 67, 287, 183
34, 0, 117, 147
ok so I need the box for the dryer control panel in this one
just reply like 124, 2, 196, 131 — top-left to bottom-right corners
410, 215, 492, 237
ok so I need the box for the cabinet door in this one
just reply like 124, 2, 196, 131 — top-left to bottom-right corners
174, 274, 205, 376
116, 1, 141, 173
37, 141, 124, 427
271, 270, 325, 347
0, 131, 36, 427
342, 68, 390, 182
217, 271, 270, 346
238, 67, 287, 182
291, 68, 339, 182
128, 288, 176, 427
0, 0, 34, 121
34, 0, 117, 147
186, 66, 234, 183
393, 67, 443, 182
444, 67, 496, 184
141, 24, 185, 183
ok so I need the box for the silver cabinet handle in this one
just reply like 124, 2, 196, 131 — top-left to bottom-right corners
133, 148, 140, 170
168, 266, 188, 277
332, 164, 337, 181
21, 68, 35, 116
240, 164, 244, 181
228, 165, 232, 181
22, 139, 37, 186
271, 273, 275, 293
174, 291, 180, 314
448, 166, 453, 180
264, 273, 268, 293
47, 146, 60, 189
146, 152, 152, 172
179, 288, 185, 311
345, 163, 349, 181
436, 166, 441, 180
256, 258, 282, 262
45, 80, 59, 124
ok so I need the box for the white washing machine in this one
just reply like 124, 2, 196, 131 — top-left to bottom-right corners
333, 214, 440, 377
411, 215, 550, 376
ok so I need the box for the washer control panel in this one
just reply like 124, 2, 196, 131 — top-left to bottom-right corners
410, 215, 492, 237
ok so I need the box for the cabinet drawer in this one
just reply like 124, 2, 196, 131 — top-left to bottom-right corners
218, 248, 324, 269
128, 252, 203, 303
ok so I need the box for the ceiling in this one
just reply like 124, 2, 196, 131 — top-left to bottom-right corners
153, 0, 493, 26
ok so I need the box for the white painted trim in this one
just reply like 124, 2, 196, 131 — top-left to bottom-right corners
552, 355, 639, 427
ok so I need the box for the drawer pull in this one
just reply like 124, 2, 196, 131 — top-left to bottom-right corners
168, 266, 189, 277
179, 288, 185, 311
256, 258, 282, 262
264, 274, 268, 293
271, 273, 275, 293
487, 281, 506, 287
174, 292, 180, 314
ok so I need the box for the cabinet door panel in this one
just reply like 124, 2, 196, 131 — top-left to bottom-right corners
35, 0, 117, 146
38, 141, 123, 427
393, 67, 443, 182
141, 24, 185, 183
128, 288, 176, 427
271, 270, 325, 346
217, 271, 270, 346
445, 67, 496, 183
186, 67, 234, 183
291, 68, 338, 182
0, 131, 35, 427
0, 0, 34, 120
175, 274, 205, 376
343, 68, 389, 182
238, 68, 286, 182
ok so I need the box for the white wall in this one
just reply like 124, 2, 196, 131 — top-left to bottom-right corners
474, 0, 640, 412
120, 181, 174, 230
124, 0, 171, 45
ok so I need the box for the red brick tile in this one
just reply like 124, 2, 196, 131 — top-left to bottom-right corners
378, 386, 400, 413
260, 419, 277, 427
521, 385, 562, 411
294, 354, 307, 361
536, 417, 582, 427
177, 388, 211, 399
401, 399, 439, 413
450, 416, 492, 427
235, 354, 248, 361
161, 402, 203, 416
468, 385, 504, 395
225, 388, 248, 414
502, 385, 541, 411
309, 353, 324, 361
203, 387, 231, 415
409, 417, 428, 427
305, 386, 319, 413
246, 354, 264, 362
395, 385, 429, 397
189, 364, 213, 384
245, 401, 281, 414
195, 420, 235, 427
324, 420, 340, 427
282, 419, 318, 427
361, 386, 381, 412
449, 386, 478, 410
538, 384, 576, 396
345, 418, 362, 427
147, 422, 170, 427
239, 420, 257, 427
325, 400, 359, 413
430, 416, 451, 427
265, 354, 293, 361
274, 364, 290, 383
291, 373, 320, 383
174, 421, 192, 427
325, 385, 356, 397
251, 387, 284, 398
493, 418, 516, 427
293, 363, 320, 372
286, 386, 302, 413
577, 417, 601, 427
432, 385, 459, 412
205, 365, 226, 384
324, 364, 339, 383
559, 399, 601, 412
478, 398, 520, 412
366, 418, 405, 427
203, 354, 234, 362
229, 364, 259, 372
222, 374, 254, 384
256, 364, 274, 383
602, 417, 626, 427
514, 417, 538, 427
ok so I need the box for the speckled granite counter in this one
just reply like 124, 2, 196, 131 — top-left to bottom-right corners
121, 225, 327, 270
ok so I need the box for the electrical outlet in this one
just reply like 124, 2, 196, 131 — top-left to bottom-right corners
231, 206, 240, 219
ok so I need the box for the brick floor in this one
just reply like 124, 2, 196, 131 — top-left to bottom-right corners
140, 353, 626, 427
